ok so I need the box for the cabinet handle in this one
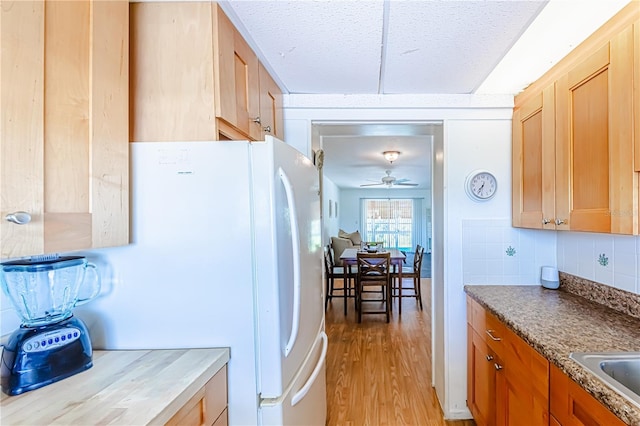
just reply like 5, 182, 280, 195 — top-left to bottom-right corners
5, 211, 31, 225
263, 125, 272, 133
494, 363, 503, 371
555, 219, 567, 226
486, 355, 494, 361
485, 329, 502, 341
252, 117, 261, 124
542, 218, 552, 225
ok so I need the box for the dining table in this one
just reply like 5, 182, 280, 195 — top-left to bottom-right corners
340, 247, 407, 316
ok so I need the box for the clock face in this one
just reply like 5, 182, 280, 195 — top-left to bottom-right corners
466, 171, 497, 201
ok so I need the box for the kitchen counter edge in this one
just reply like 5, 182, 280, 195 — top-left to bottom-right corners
0, 347, 230, 425
464, 284, 640, 426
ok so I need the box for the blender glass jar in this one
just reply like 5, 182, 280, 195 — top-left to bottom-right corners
0, 255, 100, 327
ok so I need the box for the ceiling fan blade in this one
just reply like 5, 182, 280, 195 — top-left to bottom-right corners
395, 182, 418, 186
360, 182, 385, 187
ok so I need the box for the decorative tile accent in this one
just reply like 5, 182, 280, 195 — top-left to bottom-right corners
598, 253, 609, 267
506, 246, 516, 257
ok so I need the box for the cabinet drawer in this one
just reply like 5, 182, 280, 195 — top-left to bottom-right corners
468, 297, 507, 356
166, 365, 228, 426
550, 364, 624, 426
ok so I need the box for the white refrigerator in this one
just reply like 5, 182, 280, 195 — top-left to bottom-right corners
77, 137, 327, 425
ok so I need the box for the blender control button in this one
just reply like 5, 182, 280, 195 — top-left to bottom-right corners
48, 338, 53, 345
33, 342, 39, 349
25, 343, 32, 351
54, 337, 60, 343
41, 340, 46, 346
61, 335, 66, 341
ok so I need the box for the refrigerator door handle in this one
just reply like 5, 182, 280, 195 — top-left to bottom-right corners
279, 168, 301, 357
291, 331, 328, 406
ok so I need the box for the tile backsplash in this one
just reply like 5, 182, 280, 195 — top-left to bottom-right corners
462, 219, 557, 285
558, 231, 639, 294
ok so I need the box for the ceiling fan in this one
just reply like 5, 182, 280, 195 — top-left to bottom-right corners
360, 170, 418, 188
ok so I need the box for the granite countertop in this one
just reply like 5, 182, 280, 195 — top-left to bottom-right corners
465, 282, 640, 426
0, 347, 230, 425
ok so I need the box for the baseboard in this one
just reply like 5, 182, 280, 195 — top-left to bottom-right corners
443, 407, 473, 420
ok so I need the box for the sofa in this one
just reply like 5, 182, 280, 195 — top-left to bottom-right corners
330, 229, 362, 266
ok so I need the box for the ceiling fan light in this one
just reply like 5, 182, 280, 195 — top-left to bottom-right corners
383, 150, 400, 163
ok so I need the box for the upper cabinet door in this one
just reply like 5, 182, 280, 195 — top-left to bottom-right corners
129, 2, 216, 142
634, 19, 640, 173
213, 5, 261, 141
0, 0, 129, 259
512, 84, 556, 230
556, 27, 636, 234
259, 62, 284, 141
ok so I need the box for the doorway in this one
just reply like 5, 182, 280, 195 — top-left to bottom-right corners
313, 120, 446, 416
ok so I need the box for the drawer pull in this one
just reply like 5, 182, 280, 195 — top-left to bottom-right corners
486, 355, 494, 361
485, 329, 502, 341
494, 363, 503, 371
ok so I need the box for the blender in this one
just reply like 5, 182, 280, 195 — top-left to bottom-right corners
0, 255, 100, 396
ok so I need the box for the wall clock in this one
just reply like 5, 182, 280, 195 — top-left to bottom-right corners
465, 170, 497, 201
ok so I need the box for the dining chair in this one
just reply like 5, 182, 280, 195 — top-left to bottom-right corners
324, 245, 355, 314
355, 251, 391, 323
392, 245, 424, 310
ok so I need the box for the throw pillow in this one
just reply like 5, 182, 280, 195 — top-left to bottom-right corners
338, 229, 362, 245
330, 236, 353, 266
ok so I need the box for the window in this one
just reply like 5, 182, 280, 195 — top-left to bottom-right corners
361, 199, 422, 251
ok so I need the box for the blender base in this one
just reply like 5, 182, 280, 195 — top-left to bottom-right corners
1, 316, 93, 396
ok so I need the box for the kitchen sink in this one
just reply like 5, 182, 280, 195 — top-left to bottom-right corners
570, 352, 640, 408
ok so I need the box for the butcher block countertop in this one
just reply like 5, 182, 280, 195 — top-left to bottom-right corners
0, 347, 230, 425
465, 279, 640, 426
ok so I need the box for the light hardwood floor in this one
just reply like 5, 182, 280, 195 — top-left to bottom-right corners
325, 278, 475, 426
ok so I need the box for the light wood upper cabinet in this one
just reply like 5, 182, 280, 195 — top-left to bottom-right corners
130, 2, 284, 142
258, 62, 284, 140
213, 5, 261, 141
129, 2, 216, 142
0, 0, 129, 259
512, 84, 558, 230
556, 29, 637, 234
512, 3, 640, 235
634, 19, 640, 173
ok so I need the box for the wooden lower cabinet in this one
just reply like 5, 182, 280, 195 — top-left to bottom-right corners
467, 326, 498, 425
550, 364, 625, 426
167, 365, 228, 426
467, 296, 627, 426
467, 297, 548, 426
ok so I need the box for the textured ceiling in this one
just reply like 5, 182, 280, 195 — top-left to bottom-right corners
219, 0, 633, 189
222, 0, 547, 95
316, 123, 436, 189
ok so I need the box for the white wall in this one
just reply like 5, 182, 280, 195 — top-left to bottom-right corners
442, 119, 518, 417
322, 176, 340, 247
283, 94, 517, 419
283, 97, 640, 420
